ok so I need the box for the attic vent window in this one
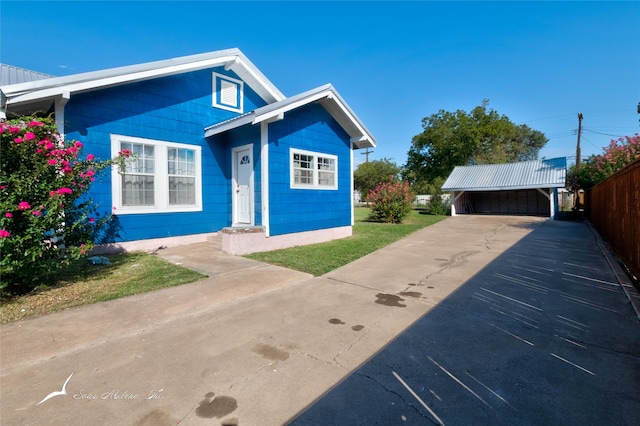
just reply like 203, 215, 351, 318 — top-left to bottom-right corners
213, 72, 243, 113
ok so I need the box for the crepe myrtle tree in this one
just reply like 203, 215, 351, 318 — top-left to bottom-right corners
0, 116, 129, 295
568, 134, 640, 191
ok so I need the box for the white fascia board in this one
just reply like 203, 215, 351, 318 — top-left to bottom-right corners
204, 113, 255, 138
252, 89, 331, 124
229, 55, 285, 103
6, 56, 238, 106
443, 183, 566, 192
252, 85, 376, 149
4, 49, 285, 107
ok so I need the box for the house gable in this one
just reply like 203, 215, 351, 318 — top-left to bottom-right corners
267, 103, 353, 236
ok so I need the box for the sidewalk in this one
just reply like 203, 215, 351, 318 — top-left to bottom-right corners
1, 216, 638, 425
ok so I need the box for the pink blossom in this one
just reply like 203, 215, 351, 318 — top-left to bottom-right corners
89, 217, 95, 223
86, 154, 95, 161
47, 159, 57, 165
0, 229, 10, 238
24, 132, 36, 141
18, 201, 31, 210
5, 212, 13, 218
14, 137, 23, 144
32, 210, 42, 216
56, 187, 73, 195
9, 126, 20, 134
28, 121, 44, 127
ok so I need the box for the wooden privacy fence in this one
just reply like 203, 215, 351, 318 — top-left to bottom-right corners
586, 159, 640, 281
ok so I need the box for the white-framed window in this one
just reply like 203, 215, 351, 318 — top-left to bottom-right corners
111, 135, 202, 214
290, 148, 338, 190
212, 72, 243, 113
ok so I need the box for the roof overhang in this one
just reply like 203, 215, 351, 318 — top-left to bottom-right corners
205, 84, 376, 149
1, 48, 285, 111
441, 158, 567, 192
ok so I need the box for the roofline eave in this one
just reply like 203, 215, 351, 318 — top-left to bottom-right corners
2, 49, 285, 108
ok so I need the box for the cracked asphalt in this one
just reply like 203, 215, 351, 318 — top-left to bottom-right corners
1, 216, 639, 425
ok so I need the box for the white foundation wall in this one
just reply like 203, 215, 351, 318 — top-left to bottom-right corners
222, 226, 352, 255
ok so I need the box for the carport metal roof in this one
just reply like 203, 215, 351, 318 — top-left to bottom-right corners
442, 157, 567, 191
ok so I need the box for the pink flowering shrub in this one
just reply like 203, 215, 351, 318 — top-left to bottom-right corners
367, 176, 416, 223
0, 116, 125, 295
577, 134, 640, 189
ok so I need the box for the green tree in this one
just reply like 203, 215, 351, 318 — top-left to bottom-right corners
405, 100, 547, 183
354, 158, 401, 200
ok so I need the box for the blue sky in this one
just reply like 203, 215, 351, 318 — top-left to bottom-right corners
2, 1, 639, 168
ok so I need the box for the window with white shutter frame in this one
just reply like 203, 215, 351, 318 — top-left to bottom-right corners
213, 72, 243, 113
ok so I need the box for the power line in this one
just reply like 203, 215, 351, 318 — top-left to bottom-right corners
583, 128, 630, 138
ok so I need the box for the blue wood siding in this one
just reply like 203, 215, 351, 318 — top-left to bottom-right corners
63, 68, 266, 242
268, 104, 352, 236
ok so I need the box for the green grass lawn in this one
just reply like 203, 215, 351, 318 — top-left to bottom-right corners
1, 208, 445, 323
0, 252, 206, 323
246, 208, 447, 276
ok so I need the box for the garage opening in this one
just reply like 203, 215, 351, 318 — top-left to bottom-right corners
466, 190, 550, 216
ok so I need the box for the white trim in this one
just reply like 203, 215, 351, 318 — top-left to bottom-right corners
204, 84, 376, 149
54, 92, 70, 135
212, 72, 244, 113
232, 144, 254, 226
261, 122, 270, 237
110, 135, 202, 215
290, 148, 338, 190
350, 142, 355, 226
3, 50, 285, 108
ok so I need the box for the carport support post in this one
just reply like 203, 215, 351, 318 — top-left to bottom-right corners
451, 191, 464, 216
536, 187, 556, 219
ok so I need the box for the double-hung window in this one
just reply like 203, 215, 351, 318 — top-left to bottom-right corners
112, 135, 202, 214
290, 148, 338, 190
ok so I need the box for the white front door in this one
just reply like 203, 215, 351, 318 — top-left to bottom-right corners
233, 145, 253, 225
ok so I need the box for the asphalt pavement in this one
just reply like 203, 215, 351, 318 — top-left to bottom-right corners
1, 215, 638, 426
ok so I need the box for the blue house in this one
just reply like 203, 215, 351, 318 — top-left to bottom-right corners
0, 49, 376, 254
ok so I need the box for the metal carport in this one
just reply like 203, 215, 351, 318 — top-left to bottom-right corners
441, 158, 567, 219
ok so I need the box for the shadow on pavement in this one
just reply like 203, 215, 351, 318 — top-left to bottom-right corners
288, 220, 640, 425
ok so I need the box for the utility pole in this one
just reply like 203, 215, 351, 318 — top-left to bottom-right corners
361, 147, 373, 163
575, 112, 583, 209
576, 112, 583, 173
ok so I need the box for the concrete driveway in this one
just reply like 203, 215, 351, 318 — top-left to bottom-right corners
1, 216, 638, 425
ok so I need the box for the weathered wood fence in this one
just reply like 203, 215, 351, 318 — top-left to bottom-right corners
585, 159, 640, 281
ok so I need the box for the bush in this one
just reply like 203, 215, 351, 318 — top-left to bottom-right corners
0, 116, 125, 295
574, 134, 640, 190
368, 177, 415, 223
427, 193, 450, 215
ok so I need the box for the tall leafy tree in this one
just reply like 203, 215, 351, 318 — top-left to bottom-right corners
405, 100, 547, 183
354, 158, 401, 200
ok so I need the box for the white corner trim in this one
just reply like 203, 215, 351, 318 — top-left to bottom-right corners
261, 121, 270, 237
